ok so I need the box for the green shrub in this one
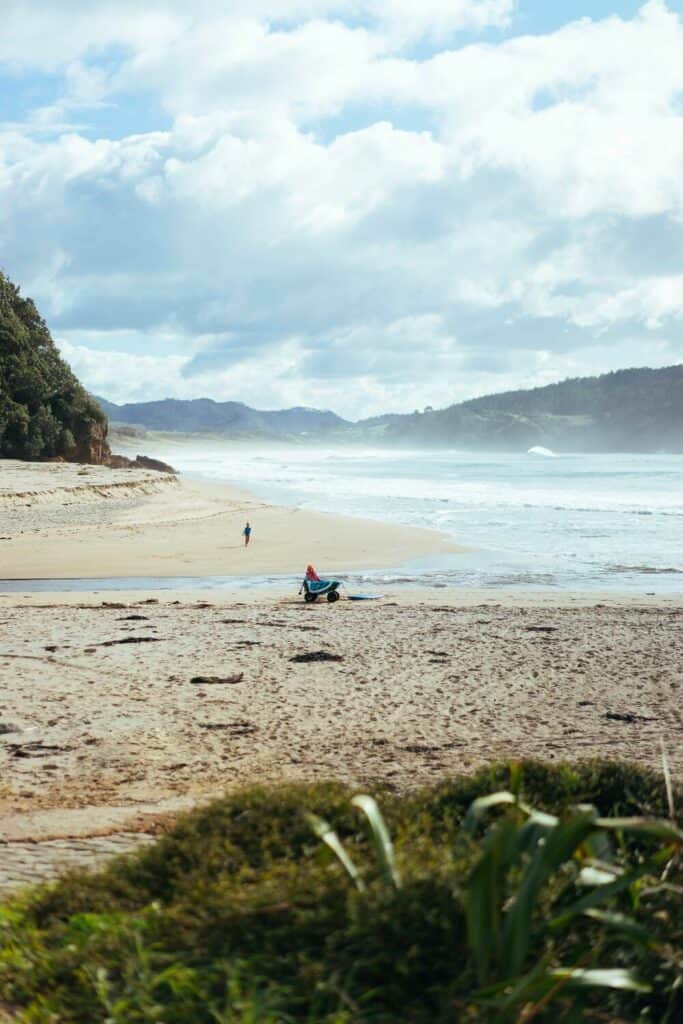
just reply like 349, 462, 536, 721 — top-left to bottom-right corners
0, 761, 680, 1023
0, 270, 108, 462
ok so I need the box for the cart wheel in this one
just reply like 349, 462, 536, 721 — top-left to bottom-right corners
304, 592, 317, 603
327, 590, 340, 603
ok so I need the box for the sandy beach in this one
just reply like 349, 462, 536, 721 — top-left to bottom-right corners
1, 461, 681, 889
1, 590, 681, 835
0, 459, 459, 579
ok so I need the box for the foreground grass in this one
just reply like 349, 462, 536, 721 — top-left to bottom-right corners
0, 761, 681, 1023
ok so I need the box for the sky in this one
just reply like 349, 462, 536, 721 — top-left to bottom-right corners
2, 1, 683, 419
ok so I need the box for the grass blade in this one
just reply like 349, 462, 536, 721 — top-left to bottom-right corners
548, 967, 651, 993
583, 909, 652, 945
661, 737, 676, 820
466, 817, 519, 983
306, 812, 365, 891
594, 817, 683, 843
459, 791, 518, 840
502, 811, 597, 977
351, 795, 400, 890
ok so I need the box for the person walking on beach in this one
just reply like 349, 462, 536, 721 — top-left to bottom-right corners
243, 521, 252, 547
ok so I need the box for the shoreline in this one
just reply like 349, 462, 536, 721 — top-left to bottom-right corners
2, 586, 683, 607
0, 459, 460, 580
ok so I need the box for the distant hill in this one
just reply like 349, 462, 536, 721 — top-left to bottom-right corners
98, 365, 683, 452
0, 271, 109, 463
97, 397, 350, 439
352, 365, 683, 452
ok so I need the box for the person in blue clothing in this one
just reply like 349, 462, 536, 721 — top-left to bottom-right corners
243, 521, 252, 547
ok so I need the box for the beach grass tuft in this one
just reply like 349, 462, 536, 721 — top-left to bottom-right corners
0, 760, 681, 1023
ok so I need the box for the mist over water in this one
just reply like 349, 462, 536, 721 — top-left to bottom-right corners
140, 440, 683, 592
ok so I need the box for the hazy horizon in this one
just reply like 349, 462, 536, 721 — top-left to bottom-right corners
4, 2, 683, 418
99, 360, 681, 420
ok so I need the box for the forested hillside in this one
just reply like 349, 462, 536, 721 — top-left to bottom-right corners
0, 271, 109, 462
358, 366, 683, 452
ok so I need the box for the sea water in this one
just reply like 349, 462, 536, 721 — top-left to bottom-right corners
143, 443, 683, 594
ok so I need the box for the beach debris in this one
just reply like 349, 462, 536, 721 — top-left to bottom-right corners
98, 636, 163, 646
402, 744, 442, 754
101, 602, 127, 609
524, 626, 558, 633
0, 722, 21, 735
289, 651, 344, 663
604, 711, 655, 724
117, 615, 149, 621
198, 720, 256, 735
189, 674, 244, 686
221, 619, 247, 625
44, 645, 58, 652
8, 741, 73, 758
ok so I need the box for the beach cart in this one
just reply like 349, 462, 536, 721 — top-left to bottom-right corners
300, 565, 342, 603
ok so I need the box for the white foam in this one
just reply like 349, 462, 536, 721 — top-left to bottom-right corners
528, 446, 556, 457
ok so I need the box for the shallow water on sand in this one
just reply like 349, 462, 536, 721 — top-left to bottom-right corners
117, 443, 683, 594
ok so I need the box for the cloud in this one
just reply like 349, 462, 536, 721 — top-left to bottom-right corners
2, 1, 683, 416
2, 1, 513, 72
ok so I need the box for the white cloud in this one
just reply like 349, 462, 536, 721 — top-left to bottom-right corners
377, 0, 515, 44
58, 339, 190, 404
1, 1, 512, 74
3, 2, 683, 415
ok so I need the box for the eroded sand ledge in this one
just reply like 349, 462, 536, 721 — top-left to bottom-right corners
0, 459, 458, 579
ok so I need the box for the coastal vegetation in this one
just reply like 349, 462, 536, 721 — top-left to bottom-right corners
1, 760, 680, 1022
0, 271, 109, 463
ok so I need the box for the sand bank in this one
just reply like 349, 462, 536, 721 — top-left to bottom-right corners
0, 459, 458, 580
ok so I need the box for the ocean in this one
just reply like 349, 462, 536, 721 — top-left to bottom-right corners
143, 442, 683, 594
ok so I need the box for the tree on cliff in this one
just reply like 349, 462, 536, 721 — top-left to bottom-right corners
0, 271, 109, 462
